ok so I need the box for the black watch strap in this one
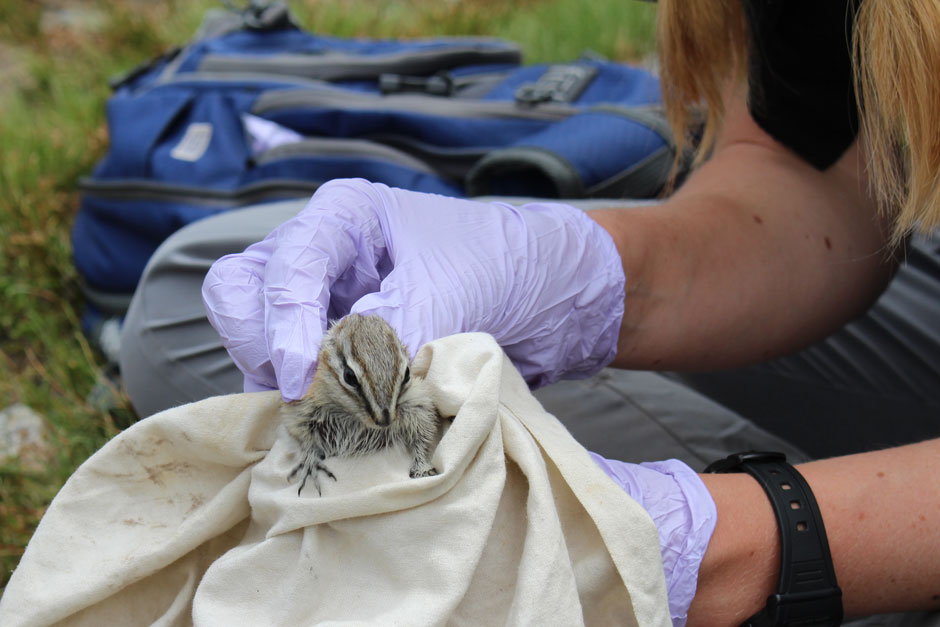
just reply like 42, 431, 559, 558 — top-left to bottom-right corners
705, 452, 843, 626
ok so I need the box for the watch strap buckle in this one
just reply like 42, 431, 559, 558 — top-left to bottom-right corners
744, 588, 844, 627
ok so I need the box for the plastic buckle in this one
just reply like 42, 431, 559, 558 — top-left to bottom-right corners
379, 72, 455, 97
222, 0, 292, 30
744, 588, 844, 627
514, 64, 598, 105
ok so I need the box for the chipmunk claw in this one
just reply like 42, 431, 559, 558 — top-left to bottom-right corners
290, 457, 337, 496
409, 462, 438, 479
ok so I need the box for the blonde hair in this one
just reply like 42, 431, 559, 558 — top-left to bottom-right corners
657, 0, 747, 170
658, 0, 940, 243
854, 1, 940, 243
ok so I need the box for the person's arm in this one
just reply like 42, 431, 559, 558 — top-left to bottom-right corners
688, 438, 940, 625
590, 82, 896, 370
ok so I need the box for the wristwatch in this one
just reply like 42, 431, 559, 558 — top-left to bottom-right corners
704, 452, 843, 626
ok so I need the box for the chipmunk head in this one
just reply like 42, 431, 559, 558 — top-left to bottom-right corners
313, 314, 412, 428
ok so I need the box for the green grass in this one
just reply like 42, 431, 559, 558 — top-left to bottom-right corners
0, 0, 656, 589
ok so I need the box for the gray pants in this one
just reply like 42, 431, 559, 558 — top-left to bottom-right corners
118, 198, 939, 626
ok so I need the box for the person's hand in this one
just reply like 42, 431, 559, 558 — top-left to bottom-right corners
591, 454, 716, 626
202, 178, 625, 400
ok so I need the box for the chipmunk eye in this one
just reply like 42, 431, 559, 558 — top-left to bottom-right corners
402, 367, 410, 385
343, 366, 359, 388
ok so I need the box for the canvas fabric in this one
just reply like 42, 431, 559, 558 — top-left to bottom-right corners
0, 333, 669, 626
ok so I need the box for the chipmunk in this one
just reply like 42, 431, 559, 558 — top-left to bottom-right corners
282, 314, 439, 495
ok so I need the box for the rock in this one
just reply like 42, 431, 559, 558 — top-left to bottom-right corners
0, 43, 33, 99
0, 404, 52, 471
39, 4, 107, 34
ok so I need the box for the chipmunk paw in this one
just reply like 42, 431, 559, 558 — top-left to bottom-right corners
409, 462, 438, 479
290, 458, 337, 496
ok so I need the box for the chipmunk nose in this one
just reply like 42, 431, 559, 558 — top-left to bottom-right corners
376, 408, 391, 427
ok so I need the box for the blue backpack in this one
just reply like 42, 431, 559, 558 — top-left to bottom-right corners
73, 1, 675, 321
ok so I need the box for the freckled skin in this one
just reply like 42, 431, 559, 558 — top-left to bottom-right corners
281, 314, 439, 495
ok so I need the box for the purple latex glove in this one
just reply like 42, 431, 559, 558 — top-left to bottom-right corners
591, 453, 717, 627
202, 178, 626, 400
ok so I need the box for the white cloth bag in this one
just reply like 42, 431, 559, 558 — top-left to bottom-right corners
0, 333, 669, 626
